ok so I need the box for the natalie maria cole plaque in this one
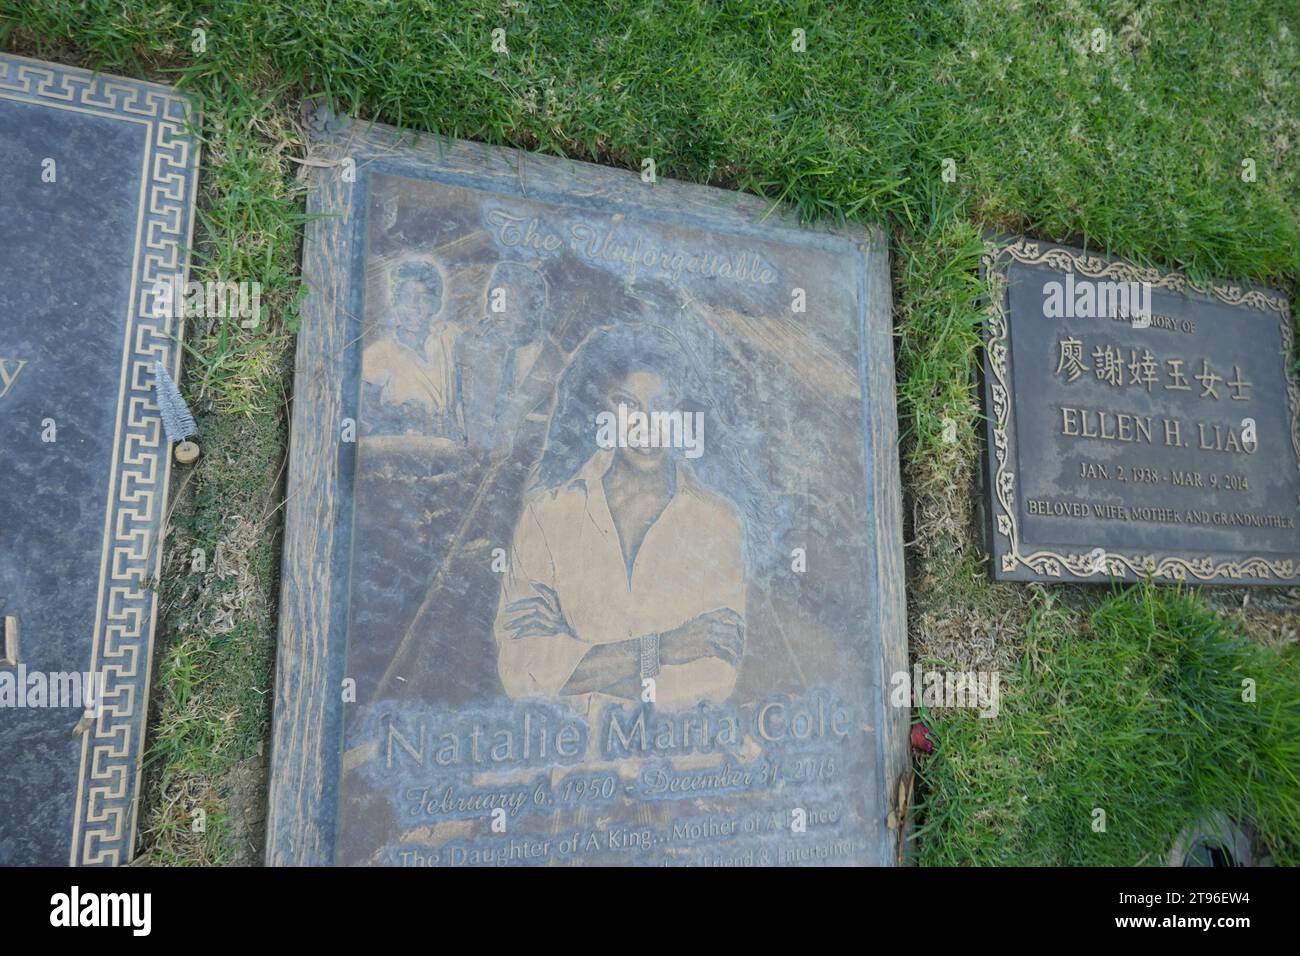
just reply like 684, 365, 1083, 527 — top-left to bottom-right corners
267, 107, 906, 866
982, 238, 1299, 585
0, 54, 200, 864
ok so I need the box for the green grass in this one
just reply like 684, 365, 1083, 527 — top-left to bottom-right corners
2, 0, 1296, 865
142, 406, 286, 864
915, 584, 1300, 865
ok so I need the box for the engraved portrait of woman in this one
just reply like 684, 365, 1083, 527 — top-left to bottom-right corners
493, 324, 748, 714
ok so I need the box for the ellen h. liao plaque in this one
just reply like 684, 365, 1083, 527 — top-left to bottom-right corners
267, 108, 906, 866
0, 54, 200, 864
982, 238, 1299, 585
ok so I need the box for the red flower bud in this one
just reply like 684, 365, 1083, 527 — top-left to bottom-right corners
910, 722, 934, 754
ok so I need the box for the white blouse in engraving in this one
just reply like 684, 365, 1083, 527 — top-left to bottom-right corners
494, 449, 745, 713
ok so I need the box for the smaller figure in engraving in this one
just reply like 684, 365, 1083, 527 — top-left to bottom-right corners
457, 261, 553, 453
362, 260, 462, 437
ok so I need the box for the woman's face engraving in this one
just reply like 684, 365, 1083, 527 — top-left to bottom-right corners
606, 369, 679, 470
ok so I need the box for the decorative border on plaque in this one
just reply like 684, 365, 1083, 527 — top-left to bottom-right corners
983, 237, 1299, 583
0, 54, 200, 865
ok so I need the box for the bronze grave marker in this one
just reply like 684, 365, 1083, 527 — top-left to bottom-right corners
268, 107, 906, 866
982, 238, 1299, 585
0, 54, 200, 865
